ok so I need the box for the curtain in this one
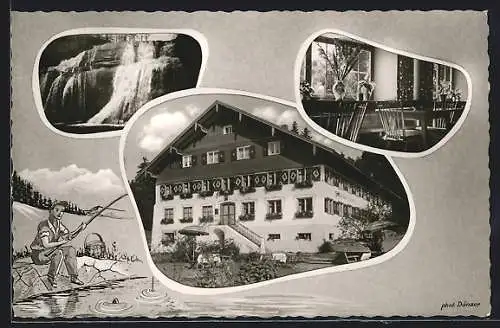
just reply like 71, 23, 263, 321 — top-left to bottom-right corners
418, 61, 434, 101
397, 55, 414, 101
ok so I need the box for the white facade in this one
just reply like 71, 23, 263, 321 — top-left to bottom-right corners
151, 168, 371, 254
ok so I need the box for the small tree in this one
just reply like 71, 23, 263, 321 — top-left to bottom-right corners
337, 200, 392, 240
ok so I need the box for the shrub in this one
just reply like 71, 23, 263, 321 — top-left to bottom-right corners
194, 261, 236, 288
318, 240, 334, 253
237, 259, 278, 284
170, 235, 196, 262
197, 238, 241, 261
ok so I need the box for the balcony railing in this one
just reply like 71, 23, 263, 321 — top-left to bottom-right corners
238, 213, 255, 221
264, 184, 282, 192
295, 210, 314, 219
199, 215, 214, 224
294, 180, 313, 189
265, 213, 283, 221
179, 217, 194, 223
160, 217, 174, 225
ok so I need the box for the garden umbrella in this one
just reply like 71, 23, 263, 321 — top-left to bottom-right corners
330, 239, 370, 253
363, 220, 397, 232
178, 225, 209, 263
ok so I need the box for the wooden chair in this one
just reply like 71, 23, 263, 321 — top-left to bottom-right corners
331, 102, 368, 142
376, 107, 422, 151
429, 100, 466, 131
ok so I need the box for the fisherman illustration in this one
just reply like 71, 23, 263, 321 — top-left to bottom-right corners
30, 201, 87, 288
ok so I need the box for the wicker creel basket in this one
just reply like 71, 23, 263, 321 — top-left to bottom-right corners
84, 232, 106, 258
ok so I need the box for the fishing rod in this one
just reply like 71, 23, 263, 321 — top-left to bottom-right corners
40, 193, 129, 260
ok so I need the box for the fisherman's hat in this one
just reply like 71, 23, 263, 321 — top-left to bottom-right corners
50, 200, 68, 210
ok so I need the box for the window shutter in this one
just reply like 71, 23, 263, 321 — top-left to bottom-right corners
280, 140, 285, 154
263, 143, 268, 157
201, 153, 207, 165
249, 145, 256, 159
219, 151, 225, 163
231, 149, 237, 161
191, 155, 197, 166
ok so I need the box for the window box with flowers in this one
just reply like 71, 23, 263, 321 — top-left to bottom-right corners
295, 210, 314, 219
179, 217, 193, 223
161, 217, 174, 225
161, 194, 174, 201
199, 215, 214, 224
265, 213, 283, 221
239, 186, 256, 194
180, 192, 193, 199
294, 179, 313, 189
239, 213, 255, 221
198, 190, 214, 198
265, 183, 282, 192
219, 188, 234, 196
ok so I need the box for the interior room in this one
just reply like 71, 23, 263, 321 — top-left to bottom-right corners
300, 33, 468, 152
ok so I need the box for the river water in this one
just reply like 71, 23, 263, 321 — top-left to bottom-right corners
13, 277, 363, 318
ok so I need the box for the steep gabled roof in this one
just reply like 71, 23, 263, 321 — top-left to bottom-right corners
145, 100, 405, 201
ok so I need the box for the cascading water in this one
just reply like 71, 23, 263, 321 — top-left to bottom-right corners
39, 35, 199, 130
87, 41, 157, 124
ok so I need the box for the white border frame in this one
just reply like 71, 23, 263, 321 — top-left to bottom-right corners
32, 27, 209, 139
119, 88, 417, 296
294, 29, 473, 158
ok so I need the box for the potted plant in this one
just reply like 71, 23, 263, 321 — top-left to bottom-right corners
316, 40, 362, 101
436, 79, 452, 102
300, 80, 315, 100
358, 76, 376, 101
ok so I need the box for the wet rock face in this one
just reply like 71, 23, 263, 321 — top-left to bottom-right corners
38, 35, 201, 126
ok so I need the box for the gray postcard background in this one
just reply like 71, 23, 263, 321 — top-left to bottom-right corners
11, 11, 490, 317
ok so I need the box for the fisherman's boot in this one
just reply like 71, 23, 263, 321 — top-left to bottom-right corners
70, 275, 84, 286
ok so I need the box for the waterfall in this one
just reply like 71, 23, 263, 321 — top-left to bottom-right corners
40, 38, 191, 127
55, 51, 85, 72
87, 42, 159, 124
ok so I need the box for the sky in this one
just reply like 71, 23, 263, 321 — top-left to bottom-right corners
123, 93, 363, 180
11, 95, 129, 211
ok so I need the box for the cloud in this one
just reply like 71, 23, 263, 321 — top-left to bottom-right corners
251, 106, 304, 127
138, 104, 202, 152
19, 165, 125, 209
